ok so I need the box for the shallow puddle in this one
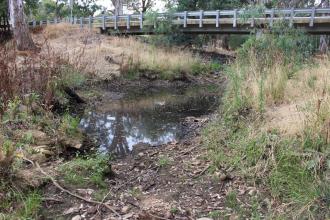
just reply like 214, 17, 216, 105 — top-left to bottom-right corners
79, 85, 221, 156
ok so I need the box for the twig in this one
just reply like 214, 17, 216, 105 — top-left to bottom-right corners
35, 162, 121, 218
42, 197, 63, 203
193, 165, 210, 179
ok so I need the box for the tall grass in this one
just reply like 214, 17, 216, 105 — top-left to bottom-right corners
110, 37, 214, 80
203, 26, 330, 218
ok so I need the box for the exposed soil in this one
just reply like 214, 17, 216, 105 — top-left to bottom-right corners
39, 113, 255, 220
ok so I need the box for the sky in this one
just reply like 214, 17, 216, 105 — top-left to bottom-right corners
97, 0, 166, 13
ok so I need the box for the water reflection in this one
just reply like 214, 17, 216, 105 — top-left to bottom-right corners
79, 87, 219, 156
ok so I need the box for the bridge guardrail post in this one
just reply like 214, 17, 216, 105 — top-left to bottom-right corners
183, 11, 187, 28
216, 10, 220, 28
80, 17, 83, 28
127, 14, 131, 30
270, 8, 274, 27
140, 13, 143, 30
33, 20, 36, 28
310, 7, 315, 27
102, 15, 106, 30
289, 8, 294, 27
233, 9, 237, 28
199, 10, 203, 28
114, 15, 118, 30
89, 16, 92, 29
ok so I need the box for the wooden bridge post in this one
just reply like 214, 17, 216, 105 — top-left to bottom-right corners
127, 14, 131, 30
310, 7, 315, 27
199, 10, 203, 28
184, 11, 187, 28
216, 10, 220, 28
140, 13, 143, 30
233, 9, 237, 28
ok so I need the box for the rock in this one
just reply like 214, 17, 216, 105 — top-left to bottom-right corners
138, 152, 144, 157
220, 174, 228, 181
19, 130, 52, 145
18, 104, 28, 113
87, 206, 97, 214
61, 137, 83, 150
16, 168, 48, 187
165, 211, 173, 218
30, 152, 48, 163
35, 145, 54, 156
132, 142, 151, 155
121, 205, 131, 213
71, 215, 81, 220
197, 218, 213, 220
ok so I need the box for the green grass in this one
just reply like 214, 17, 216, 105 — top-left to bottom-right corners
157, 156, 171, 168
0, 185, 42, 219
59, 154, 111, 188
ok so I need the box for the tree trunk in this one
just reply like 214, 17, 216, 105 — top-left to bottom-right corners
111, 0, 123, 15
9, 0, 36, 51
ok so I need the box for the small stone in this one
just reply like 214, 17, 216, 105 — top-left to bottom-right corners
35, 146, 54, 156
138, 152, 144, 157
220, 174, 228, 181
71, 215, 81, 220
121, 205, 131, 213
87, 206, 97, 214
165, 211, 173, 218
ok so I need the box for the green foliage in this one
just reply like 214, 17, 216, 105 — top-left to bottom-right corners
60, 113, 80, 137
157, 156, 170, 167
0, 185, 41, 219
238, 25, 316, 67
59, 154, 111, 188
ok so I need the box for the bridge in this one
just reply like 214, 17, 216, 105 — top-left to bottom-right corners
29, 8, 330, 35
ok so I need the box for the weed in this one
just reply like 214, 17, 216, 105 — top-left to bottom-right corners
129, 187, 142, 198
157, 156, 170, 167
59, 113, 80, 137
208, 210, 222, 218
225, 191, 239, 210
59, 154, 111, 188
170, 207, 179, 214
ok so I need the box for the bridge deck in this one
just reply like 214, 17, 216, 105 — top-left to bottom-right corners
29, 8, 330, 35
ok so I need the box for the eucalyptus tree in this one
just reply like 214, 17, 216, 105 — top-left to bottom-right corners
9, 0, 36, 50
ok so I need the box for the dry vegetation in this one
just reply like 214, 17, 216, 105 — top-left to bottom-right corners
41, 24, 213, 81
203, 29, 330, 218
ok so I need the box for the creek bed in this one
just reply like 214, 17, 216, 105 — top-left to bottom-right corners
79, 85, 221, 157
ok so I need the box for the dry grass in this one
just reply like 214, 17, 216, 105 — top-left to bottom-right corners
43, 23, 81, 39
38, 25, 205, 80
109, 37, 203, 78
265, 57, 330, 137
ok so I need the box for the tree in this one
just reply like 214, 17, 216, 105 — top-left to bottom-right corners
9, 0, 36, 51
73, 0, 101, 17
126, 0, 154, 13
110, 0, 123, 15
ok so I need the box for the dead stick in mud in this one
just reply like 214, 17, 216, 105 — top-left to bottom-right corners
35, 163, 121, 218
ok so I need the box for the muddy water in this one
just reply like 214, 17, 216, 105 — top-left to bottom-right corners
79, 85, 220, 156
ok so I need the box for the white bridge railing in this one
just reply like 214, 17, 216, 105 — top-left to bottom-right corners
29, 7, 330, 31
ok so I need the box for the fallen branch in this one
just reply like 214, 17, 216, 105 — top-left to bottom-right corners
35, 162, 121, 218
